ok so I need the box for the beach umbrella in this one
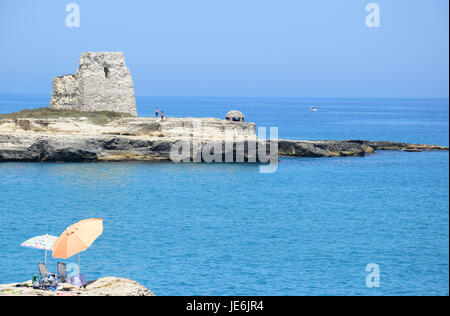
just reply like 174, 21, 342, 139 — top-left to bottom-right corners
52, 219, 103, 269
21, 234, 58, 264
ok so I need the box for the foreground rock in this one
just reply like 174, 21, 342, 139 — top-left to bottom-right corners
0, 116, 447, 162
0, 277, 154, 296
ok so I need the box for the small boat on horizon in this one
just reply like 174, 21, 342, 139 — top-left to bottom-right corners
309, 107, 318, 112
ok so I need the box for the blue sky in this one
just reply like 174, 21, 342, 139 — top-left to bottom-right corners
0, 0, 448, 97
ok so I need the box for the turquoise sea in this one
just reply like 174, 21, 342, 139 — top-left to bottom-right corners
0, 95, 448, 296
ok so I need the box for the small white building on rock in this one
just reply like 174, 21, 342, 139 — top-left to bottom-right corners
49, 52, 137, 116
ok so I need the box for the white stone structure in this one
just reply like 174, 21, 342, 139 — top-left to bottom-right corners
50, 52, 137, 116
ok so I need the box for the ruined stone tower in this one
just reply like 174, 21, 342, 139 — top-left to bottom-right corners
49, 52, 137, 116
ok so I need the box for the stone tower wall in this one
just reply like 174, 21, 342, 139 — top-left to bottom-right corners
50, 52, 137, 116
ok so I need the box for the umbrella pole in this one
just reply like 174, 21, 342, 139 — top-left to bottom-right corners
45, 249, 47, 265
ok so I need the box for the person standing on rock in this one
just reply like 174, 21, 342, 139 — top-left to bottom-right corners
161, 111, 165, 121
155, 108, 159, 118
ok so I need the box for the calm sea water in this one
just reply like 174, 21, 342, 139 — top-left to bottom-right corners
0, 95, 448, 295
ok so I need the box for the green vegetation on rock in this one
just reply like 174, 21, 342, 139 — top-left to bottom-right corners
0, 107, 132, 125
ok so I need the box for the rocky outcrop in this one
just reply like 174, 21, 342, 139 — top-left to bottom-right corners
50, 52, 137, 116
0, 117, 257, 162
0, 116, 447, 162
0, 277, 154, 296
278, 139, 448, 157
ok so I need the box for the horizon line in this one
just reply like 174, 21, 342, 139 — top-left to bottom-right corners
0, 92, 448, 100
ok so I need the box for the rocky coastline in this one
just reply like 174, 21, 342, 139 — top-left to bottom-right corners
0, 113, 447, 162
2, 52, 446, 163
